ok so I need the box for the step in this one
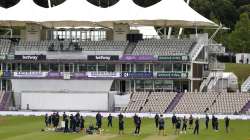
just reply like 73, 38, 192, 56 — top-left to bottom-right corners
165, 93, 184, 113
240, 101, 250, 113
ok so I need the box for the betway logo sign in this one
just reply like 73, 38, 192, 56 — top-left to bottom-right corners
14, 55, 46, 60
87, 55, 119, 61
22, 55, 38, 60
95, 56, 111, 60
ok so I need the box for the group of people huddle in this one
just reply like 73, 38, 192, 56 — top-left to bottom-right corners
44, 112, 230, 135
45, 112, 85, 133
169, 114, 230, 135
206, 115, 230, 133
169, 114, 200, 135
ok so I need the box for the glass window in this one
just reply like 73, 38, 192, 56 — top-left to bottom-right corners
183, 64, 187, 72
154, 64, 164, 72
64, 64, 74, 72
136, 64, 144, 72
173, 63, 182, 71
107, 64, 115, 72
79, 64, 87, 72
22, 64, 30, 72
136, 80, 144, 91
145, 64, 153, 72
50, 64, 59, 72
74, 64, 79, 72
87, 63, 96, 71
65, 64, 70, 72
154, 80, 173, 90
145, 80, 153, 89
187, 64, 191, 71
41, 64, 49, 71
154, 80, 162, 89
59, 64, 64, 72
164, 64, 172, 71
15, 63, 22, 71
7, 64, 12, 71
98, 64, 106, 71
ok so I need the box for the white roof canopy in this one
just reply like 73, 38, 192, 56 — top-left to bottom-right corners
0, 0, 217, 28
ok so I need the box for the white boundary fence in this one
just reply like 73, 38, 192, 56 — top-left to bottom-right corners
0, 111, 250, 120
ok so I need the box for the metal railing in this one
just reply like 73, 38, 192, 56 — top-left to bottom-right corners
189, 39, 206, 61
241, 76, 250, 92
209, 63, 225, 70
207, 44, 225, 54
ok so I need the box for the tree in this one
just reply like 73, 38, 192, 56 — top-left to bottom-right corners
228, 13, 250, 53
239, 4, 250, 17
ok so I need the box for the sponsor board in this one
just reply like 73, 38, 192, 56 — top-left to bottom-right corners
14, 55, 46, 60
72, 72, 87, 79
13, 72, 48, 78
121, 72, 153, 78
47, 72, 63, 78
157, 72, 188, 78
158, 55, 189, 61
87, 55, 119, 61
86, 72, 121, 78
121, 55, 155, 61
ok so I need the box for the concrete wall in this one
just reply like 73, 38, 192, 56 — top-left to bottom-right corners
21, 92, 108, 111
113, 23, 130, 41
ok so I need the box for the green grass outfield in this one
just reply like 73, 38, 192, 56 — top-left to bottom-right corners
0, 116, 250, 140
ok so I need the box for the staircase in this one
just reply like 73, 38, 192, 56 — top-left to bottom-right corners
189, 39, 206, 61
165, 93, 184, 113
241, 76, 250, 92
124, 42, 137, 54
240, 101, 250, 114
201, 72, 223, 92
0, 92, 12, 110
200, 73, 214, 92
207, 77, 217, 91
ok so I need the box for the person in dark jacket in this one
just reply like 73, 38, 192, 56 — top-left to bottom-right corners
182, 116, 187, 134
96, 112, 102, 129
189, 115, 194, 129
158, 115, 165, 136
48, 115, 52, 127
72, 116, 77, 132
80, 116, 85, 131
63, 112, 67, 121
172, 114, 177, 128
70, 114, 74, 130
193, 118, 199, 135
64, 117, 69, 133
154, 113, 160, 128
133, 114, 138, 126
118, 113, 124, 121
175, 118, 181, 135
107, 114, 113, 127
212, 115, 216, 130
215, 117, 219, 131
134, 116, 141, 135
205, 114, 209, 129
52, 113, 56, 128
225, 116, 230, 133
55, 112, 60, 128
119, 118, 124, 135
45, 114, 49, 127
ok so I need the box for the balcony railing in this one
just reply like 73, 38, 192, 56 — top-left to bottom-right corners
0, 71, 190, 79
209, 63, 225, 70
207, 44, 225, 54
